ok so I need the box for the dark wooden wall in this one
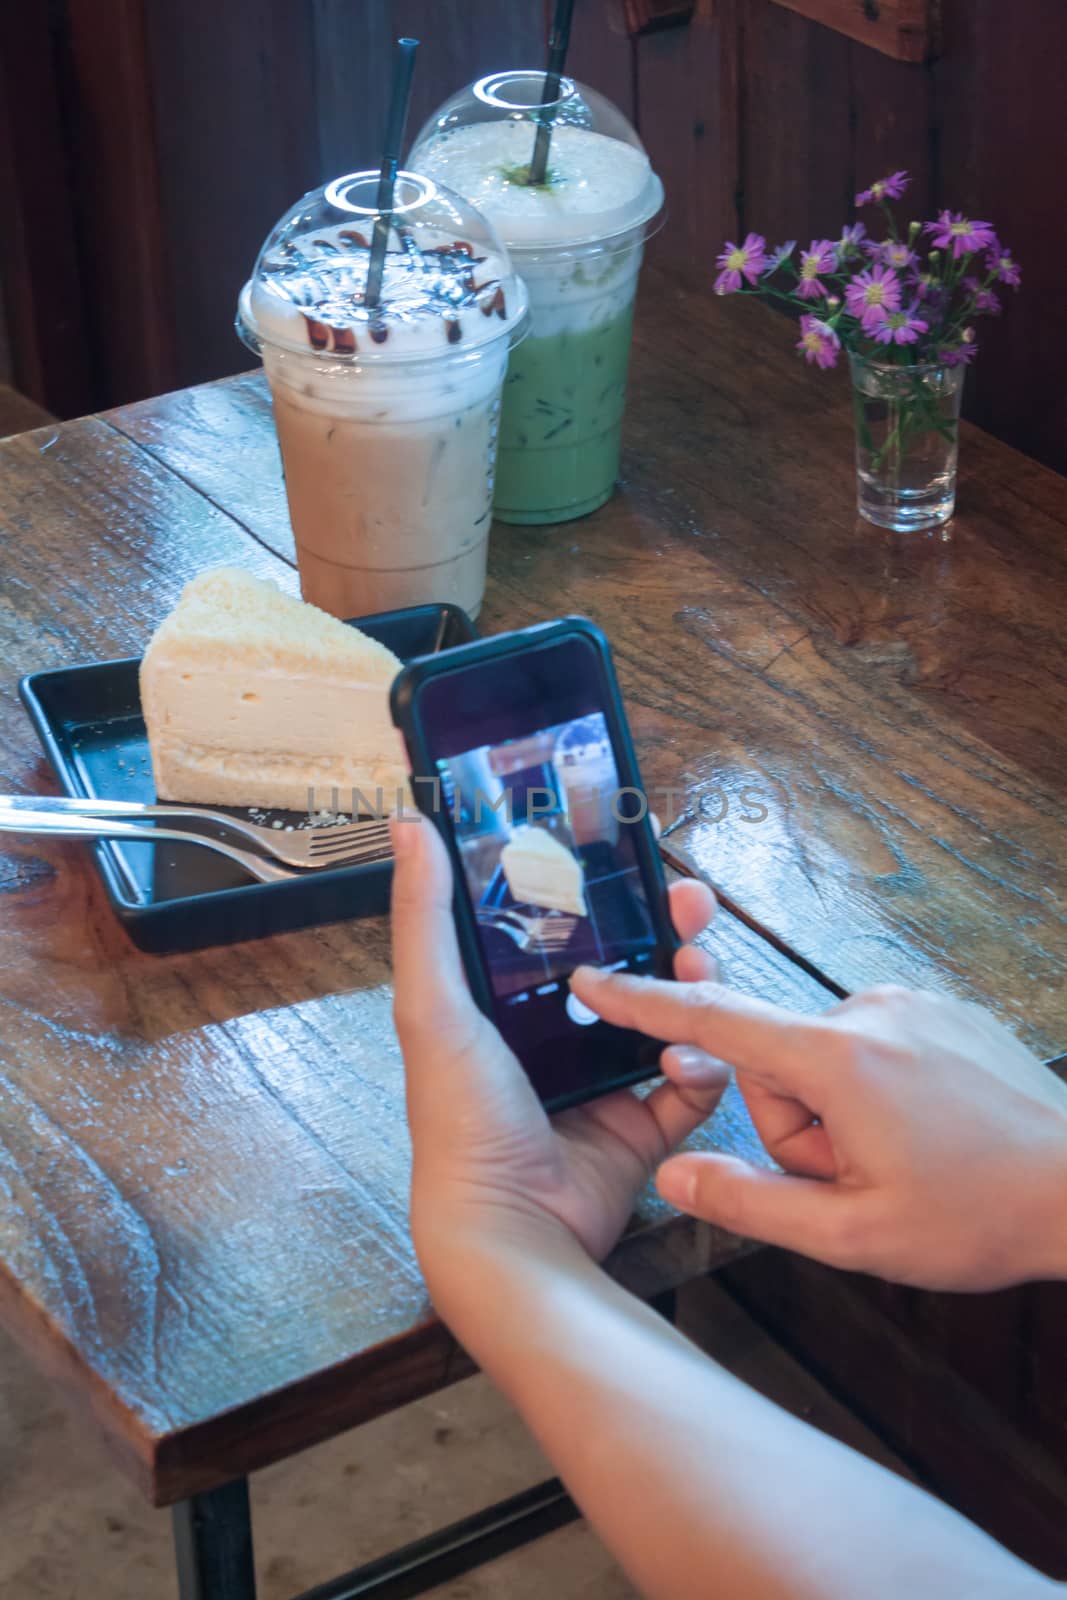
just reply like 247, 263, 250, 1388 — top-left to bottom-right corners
1, 0, 1064, 468
569, 0, 1067, 475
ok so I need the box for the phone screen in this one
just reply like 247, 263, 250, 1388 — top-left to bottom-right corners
411, 632, 669, 1106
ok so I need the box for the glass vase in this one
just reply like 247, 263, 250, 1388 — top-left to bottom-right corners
849, 352, 965, 532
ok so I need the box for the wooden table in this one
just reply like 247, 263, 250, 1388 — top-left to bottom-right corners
1, 269, 1064, 1597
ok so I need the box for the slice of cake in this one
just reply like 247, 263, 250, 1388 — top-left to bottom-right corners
500, 826, 588, 917
140, 568, 408, 813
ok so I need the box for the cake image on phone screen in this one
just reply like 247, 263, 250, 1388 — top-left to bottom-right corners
439, 711, 652, 996
501, 825, 588, 917
140, 568, 408, 812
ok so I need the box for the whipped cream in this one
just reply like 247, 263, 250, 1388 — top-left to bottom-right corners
240, 224, 525, 361
508, 241, 644, 338
411, 122, 663, 248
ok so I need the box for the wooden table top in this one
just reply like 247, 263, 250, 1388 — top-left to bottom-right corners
0, 270, 1063, 1507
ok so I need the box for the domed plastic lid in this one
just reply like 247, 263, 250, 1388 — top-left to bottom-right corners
237, 169, 528, 361
409, 72, 663, 250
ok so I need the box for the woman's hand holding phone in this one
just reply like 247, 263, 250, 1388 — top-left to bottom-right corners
389, 814, 1063, 1600
389, 811, 726, 1287
393, 803, 1067, 1299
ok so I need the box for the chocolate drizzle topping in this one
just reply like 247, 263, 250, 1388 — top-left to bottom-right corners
302, 315, 330, 350
476, 282, 507, 319
269, 230, 505, 355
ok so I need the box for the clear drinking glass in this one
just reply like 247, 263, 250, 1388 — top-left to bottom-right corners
850, 353, 966, 532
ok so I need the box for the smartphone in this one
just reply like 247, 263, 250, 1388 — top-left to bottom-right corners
390, 617, 677, 1111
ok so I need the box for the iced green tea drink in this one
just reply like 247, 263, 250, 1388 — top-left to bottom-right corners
411, 74, 663, 525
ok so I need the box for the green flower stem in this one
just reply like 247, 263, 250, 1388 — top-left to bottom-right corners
738, 285, 812, 310
865, 367, 957, 475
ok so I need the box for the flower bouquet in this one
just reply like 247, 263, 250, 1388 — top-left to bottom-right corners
714, 172, 1022, 531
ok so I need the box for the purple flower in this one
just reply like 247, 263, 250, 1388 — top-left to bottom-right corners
795, 238, 837, 301
838, 221, 867, 256
714, 233, 768, 294
845, 264, 903, 329
986, 246, 1022, 287
939, 344, 978, 367
764, 239, 797, 273
876, 240, 917, 271
796, 314, 841, 369
855, 171, 910, 207
924, 211, 997, 259
871, 306, 929, 346
962, 276, 1001, 315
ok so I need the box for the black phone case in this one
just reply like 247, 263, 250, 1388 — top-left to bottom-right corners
390, 616, 678, 1111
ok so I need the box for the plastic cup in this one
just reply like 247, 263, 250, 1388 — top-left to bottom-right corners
410, 72, 663, 526
237, 171, 527, 617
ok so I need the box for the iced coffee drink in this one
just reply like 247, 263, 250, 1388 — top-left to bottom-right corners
237, 171, 527, 617
411, 74, 663, 526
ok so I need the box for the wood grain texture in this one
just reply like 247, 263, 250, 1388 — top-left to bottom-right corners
566, 0, 636, 120
639, 0, 740, 273
107, 374, 295, 567
143, 0, 320, 390
110, 276, 1067, 1054
848, 43, 934, 222
0, 2, 94, 416
934, 0, 1067, 475
314, 0, 546, 177
0, 406, 840, 1502
739, 1, 854, 245
623, 0, 696, 35
769, 0, 935, 62
64, 0, 177, 407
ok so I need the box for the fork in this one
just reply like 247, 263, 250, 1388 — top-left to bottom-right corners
477, 906, 578, 954
0, 795, 393, 870
0, 806, 400, 885
0, 807, 297, 884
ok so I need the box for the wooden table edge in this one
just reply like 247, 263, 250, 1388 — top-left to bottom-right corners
1, 1200, 748, 1505
152, 1214, 750, 1505
0, 1265, 158, 1497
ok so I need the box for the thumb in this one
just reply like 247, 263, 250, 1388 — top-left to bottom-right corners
389, 812, 482, 1058
656, 1153, 859, 1268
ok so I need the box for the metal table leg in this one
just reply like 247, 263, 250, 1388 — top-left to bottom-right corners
290, 1478, 578, 1600
173, 1477, 257, 1600
168, 1292, 673, 1600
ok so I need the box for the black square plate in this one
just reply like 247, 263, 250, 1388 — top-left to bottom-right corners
18, 602, 475, 953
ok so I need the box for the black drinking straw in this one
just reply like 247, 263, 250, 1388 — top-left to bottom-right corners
529, 0, 577, 185
365, 36, 419, 309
